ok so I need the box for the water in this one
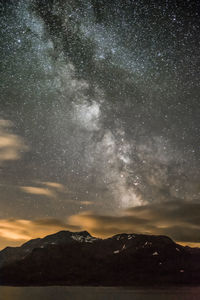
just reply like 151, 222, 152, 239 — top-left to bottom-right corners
0, 286, 200, 300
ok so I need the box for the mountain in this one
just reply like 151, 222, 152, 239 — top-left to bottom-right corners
0, 231, 200, 286
0, 231, 97, 268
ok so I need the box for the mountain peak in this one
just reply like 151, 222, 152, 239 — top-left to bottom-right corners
76, 230, 91, 237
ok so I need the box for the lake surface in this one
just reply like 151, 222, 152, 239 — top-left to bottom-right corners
0, 286, 200, 300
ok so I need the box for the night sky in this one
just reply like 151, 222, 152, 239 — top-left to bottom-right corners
0, 0, 200, 249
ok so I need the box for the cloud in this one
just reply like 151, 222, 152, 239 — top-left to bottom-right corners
20, 186, 56, 198
0, 218, 80, 249
42, 182, 65, 192
68, 200, 200, 246
0, 119, 28, 163
20, 181, 68, 199
80, 201, 94, 206
1, 200, 200, 250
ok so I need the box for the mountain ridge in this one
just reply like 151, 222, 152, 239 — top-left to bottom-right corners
0, 230, 200, 286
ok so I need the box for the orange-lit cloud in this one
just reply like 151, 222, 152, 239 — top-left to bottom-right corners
0, 119, 28, 163
42, 182, 65, 192
0, 218, 80, 249
20, 186, 56, 198
68, 201, 200, 246
80, 201, 94, 206
1, 201, 200, 250
20, 181, 72, 199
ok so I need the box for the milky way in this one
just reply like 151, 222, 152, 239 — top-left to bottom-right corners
0, 0, 200, 247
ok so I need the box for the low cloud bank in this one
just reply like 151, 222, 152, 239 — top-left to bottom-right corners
1, 200, 200, 249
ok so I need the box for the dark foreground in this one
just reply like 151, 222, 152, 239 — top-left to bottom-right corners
1, 231, 200, 286
1, 286, 200, 300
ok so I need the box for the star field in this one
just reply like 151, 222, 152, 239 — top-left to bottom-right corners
0, 0, 200, 248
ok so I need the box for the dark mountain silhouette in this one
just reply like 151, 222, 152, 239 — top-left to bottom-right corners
0, 231, 200, 286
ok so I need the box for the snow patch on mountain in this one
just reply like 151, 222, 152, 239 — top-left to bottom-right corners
128, 234, 135, 239
71, 234, 97, 243
114, 250, 120, 254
